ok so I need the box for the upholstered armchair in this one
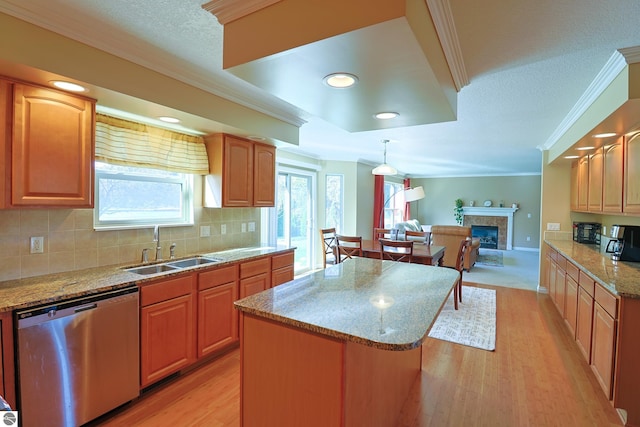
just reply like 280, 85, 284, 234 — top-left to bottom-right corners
430, 225, 480, 271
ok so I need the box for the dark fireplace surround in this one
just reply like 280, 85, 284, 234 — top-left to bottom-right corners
472, 225, 498, 249
464, 215, 508, 250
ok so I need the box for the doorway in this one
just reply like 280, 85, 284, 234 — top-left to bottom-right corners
275, 168, 315, 275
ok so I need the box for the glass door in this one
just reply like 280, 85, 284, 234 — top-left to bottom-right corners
276, 169, 315, 275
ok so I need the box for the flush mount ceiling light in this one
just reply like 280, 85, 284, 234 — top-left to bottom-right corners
372, 139, 398, 176
323, 73, 358, 88
575, 146, 595, 151
564, 155, 580, 159
248, 135, 266, 141
158, 116, 181, 124
592, 132, 617, 138
374, 112, 399, 120
51, 80, 86, 92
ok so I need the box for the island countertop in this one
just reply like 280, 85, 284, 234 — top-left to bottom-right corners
234, 257, 460, 351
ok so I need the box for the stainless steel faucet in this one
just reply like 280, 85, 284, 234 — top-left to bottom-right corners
153, 225, 162, 261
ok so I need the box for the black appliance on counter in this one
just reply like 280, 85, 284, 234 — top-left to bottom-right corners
607, 225, 640, 262
573, 222, 601, 246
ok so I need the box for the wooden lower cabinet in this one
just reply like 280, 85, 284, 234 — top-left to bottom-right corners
591, 301, 616, 399
564, 275, 578, 337
575, 285, 594, 363
0, 311, 16, 409
140, 274, 196, 388
271, 250, 295, 287
198, 265, 239, 358
240, 257, 271, 298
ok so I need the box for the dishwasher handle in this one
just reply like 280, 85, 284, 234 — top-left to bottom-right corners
74, 303, 98, 313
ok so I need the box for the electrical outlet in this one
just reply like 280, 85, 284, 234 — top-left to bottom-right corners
30, 236, 44, 254
200, 225, 210, 237
221, 224, 227, 235
248, 221, 256, 232
241, 223, 247, 233
546, 222, 560, 231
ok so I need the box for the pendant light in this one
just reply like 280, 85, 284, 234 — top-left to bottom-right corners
372, 140, 397, 175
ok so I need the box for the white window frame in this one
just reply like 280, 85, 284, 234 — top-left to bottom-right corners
94, 162, 194, 230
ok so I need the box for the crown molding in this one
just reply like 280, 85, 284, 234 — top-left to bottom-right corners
202, 0, 282, 25
426, 0, 469, 91
540, 49, 631, 150
618, 46, 640, 64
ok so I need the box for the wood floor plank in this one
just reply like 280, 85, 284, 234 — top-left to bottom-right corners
92, 284, 623, 427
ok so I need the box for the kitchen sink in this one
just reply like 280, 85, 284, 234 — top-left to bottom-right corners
124, 256, 222, 275
125, 264, 180, 275
165, 256, 222, 269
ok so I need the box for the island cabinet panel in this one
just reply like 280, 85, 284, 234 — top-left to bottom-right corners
0, 80, 10, 209
140, 274, 196, 388
271, 250, 294, 287
587, 148, 603, 212
252, 142, 275, 206
239, 257, 270, 298
590, 285, 618, 400
203, 134, 276, 208
602, 138, 623, 213
11, 82, 95, 207
197, 265, 239, 358
0, 311, 15, 409
624, 132, 640, 214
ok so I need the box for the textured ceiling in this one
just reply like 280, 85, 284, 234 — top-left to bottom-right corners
1, 0, 640, 177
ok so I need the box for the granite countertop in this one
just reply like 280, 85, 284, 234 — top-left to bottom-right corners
0, 246, 294, 313
234, 257, 460, 351
545, 239, 640, 298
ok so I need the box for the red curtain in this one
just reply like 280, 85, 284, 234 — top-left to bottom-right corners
404, 178, 411, 220
373, 174, 384, 238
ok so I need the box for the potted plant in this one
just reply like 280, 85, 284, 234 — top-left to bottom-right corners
454, 198, 464, 225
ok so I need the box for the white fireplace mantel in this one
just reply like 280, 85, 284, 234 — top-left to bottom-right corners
462, 207, 518, 250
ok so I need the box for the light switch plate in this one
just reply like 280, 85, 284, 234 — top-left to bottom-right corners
546, 222, 560, 231
248, 222, 256, 232
200, 225, 210, 237
221, 224, 227, 235
241, 223, 247, 233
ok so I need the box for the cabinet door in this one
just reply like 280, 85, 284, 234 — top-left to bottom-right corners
0, 80, 10, 209
577, 156, 589, 211
141, 294, 195, 387
564, 275, 578, 337
224, 136, 253, 207
0, 312, 16, 409
587, 148, 603, 212
253, 143, 275, 207
198, 282, 238, 357
570, 161, 579, 211
602, 138, 623, 213
591, 302, 616, 399
12, 83, 94, 207
624, 133, 640, 213
240, 273, 269, 298
575, 286, 594, 363
548, 258, 557, 304
555, 267, 566, 316
272, 265, 294, 287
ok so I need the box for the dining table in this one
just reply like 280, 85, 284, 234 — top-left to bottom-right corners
360, 239, 446, 266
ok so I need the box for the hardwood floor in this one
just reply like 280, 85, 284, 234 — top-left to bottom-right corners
92, 284, 623, 427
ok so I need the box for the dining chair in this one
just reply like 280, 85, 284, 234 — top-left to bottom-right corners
405, 230, 431, 244
379, 239, 414, 263
373, 228, 394, 241
446, 239, 469, 310
320, 228, 337, 268
335, 235, 363, 263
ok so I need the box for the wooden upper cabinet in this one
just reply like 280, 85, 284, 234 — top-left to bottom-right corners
253, 142, 275, 207
602, 138, 623, 213
11, 83, 95, 207
204, 133, 275, 208
623, 132, 640, 214
587, 148, 603, 212
0, 80, 11, 209
570, 160, 579, 211
577, 156, 589, 211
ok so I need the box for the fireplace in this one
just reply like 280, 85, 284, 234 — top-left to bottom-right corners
472, 225, 498, 249
462, 206, 518, 250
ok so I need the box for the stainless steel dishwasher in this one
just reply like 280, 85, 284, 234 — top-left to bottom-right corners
15, 285, 140, 427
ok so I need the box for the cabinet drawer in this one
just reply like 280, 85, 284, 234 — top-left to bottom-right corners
595, 284, 618, 318
141, 274, 194, 307
272, 251, 294, 270
578, 270, 595, 297
199, 265, 238, 291
566, 262, 579, 282
556, 255, 567, 271
240, 257, 270, 279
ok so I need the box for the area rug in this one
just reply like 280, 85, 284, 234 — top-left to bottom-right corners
427, 286, 496, 351
476, 249, 504, 267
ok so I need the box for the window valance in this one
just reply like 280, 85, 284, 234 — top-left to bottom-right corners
95, 113, 210, 175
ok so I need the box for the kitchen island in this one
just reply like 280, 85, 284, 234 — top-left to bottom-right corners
234, 257, 460, 427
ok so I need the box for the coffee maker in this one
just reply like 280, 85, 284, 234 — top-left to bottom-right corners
606, 225, 640, 262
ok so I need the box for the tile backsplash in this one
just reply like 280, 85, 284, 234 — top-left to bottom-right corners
0, 206, 261, 281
